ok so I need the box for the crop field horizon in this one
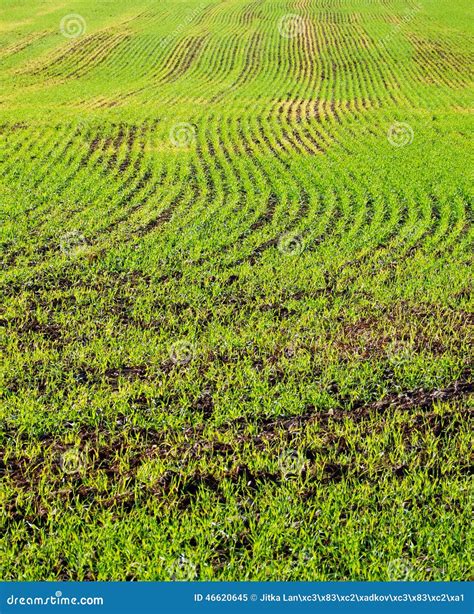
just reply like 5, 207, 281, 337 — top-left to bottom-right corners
0, 0, 473, 581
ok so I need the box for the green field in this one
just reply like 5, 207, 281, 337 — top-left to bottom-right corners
0, 0, 473, 581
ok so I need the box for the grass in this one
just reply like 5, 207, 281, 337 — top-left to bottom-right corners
0, 0, 473, 581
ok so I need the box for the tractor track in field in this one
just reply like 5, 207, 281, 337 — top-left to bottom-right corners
2, 377, 472, 522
